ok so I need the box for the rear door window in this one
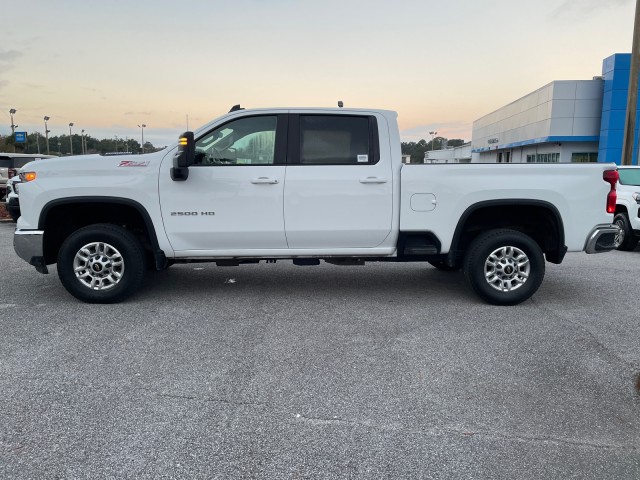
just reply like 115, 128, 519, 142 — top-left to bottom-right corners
293, 115, 379, 165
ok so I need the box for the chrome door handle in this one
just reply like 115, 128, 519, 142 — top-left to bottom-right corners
251, 177, 279, 184
359, 176, 387, 184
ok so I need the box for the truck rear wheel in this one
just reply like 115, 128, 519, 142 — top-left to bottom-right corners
463, 229, 544, 306
57, 224, 146, 303
613, 213, 638, 251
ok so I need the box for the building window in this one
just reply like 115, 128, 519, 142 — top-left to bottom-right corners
526, 153, 560, 163
571, 152, 598, 163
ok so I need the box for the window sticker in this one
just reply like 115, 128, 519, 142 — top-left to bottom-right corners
357, 154, 369, 163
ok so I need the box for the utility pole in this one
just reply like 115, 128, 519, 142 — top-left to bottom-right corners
44, 116, 51, 154
622, 0, 640, 165
69, 123, 74, 155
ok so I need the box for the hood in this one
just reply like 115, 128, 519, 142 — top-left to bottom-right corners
21, 150, 169, 176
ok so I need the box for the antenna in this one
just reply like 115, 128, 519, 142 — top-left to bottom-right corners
338, 101, 344, 108
229, 104, 244, 113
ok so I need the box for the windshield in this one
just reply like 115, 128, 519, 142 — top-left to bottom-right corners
618, 168, 640, 186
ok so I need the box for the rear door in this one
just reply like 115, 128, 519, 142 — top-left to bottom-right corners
283, 113, 393, 248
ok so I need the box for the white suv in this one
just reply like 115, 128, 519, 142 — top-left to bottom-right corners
614, 166, 640, 251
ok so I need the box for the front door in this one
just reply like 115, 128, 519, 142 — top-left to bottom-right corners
159, 114, 288, 252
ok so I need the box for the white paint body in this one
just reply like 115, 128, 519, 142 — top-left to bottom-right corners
616, 168, 640, 233
16, 108, 616, 259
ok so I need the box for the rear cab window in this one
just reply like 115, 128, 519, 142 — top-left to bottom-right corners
289, 114, 380, 165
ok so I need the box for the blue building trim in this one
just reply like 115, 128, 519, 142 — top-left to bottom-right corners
472, 136, 599, 153
598, 53, 639, 165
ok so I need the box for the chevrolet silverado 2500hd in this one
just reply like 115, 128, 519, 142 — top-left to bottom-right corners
13, 107, 620, 305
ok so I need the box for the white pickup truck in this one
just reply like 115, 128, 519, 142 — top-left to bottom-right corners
13, 107, 620, 305
613, 166, 640, 250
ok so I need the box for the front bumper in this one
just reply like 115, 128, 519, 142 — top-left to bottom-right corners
14, 229, 48, 273
584, 224, 620, 254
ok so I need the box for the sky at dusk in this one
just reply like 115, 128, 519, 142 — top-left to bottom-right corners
0, 0, 636, 148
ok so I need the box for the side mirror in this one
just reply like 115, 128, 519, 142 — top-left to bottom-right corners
171, 131, 195, 181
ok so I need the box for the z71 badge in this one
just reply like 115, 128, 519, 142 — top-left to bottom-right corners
118, 160, 150, 167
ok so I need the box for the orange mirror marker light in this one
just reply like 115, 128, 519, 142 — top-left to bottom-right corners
21, 172, 37, 182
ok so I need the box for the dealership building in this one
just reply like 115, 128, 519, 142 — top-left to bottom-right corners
471, 53, 639, 165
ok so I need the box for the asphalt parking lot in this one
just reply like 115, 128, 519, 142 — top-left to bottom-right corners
1, 220, 639, 479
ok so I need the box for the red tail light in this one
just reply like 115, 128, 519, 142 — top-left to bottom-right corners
603, 169, 619, 214
7, 168, 17, 179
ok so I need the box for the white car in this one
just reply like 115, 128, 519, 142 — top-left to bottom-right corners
5, 176, 21, 222
614, 166, 640, 250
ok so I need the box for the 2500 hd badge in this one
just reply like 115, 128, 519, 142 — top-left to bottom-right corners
170, 211, 215, 216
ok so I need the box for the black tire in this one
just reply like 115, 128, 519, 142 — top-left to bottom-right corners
428, 259, 460, 271
463, 229, 545, 306
613, 213, 638, 251
57, 224, 146, 303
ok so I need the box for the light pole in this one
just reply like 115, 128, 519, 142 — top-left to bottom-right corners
68, 123, 74, 155
623, 0, 640, 165
44, 116, 51, 154
57, 140, 61, 155
36, 132, 41, 154
138, 124, 146, 153
9, 108, 16, 136
81, 129, 85, 154
429, 130, 438, 151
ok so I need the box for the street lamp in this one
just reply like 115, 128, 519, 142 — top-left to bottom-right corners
68, 123, 74, 155
81, 129, 85, 154
429, 130, 438, 151
9, 108, 16, 136
44, 116, 51, 154
137, 124, 146, 153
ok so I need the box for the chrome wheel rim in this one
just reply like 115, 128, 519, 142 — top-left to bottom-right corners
613, 219, 625, 247
484, 246, 530, 292
73, 242, 125, 290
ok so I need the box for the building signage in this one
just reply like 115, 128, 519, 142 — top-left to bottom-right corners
487, 138, 499, 144
14, 131, 27, 143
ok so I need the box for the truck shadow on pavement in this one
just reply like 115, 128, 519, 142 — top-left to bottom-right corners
141, 262, 476, 305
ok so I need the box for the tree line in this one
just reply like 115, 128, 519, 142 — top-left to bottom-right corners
0, 132, 158, 156
402, 137, 466, 163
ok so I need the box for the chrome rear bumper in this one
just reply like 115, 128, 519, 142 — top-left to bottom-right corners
584, 224, 620, 254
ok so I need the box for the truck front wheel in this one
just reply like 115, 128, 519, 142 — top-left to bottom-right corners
57, 224, 146, 303
463, 229, 544, 306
